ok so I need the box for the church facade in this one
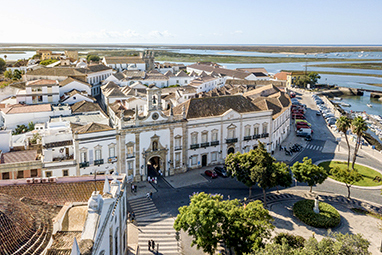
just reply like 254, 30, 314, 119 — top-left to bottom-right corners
113, 85, 282, 182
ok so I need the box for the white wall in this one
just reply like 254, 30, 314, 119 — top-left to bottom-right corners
59, 81, 92, 96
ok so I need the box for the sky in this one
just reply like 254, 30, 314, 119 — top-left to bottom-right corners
1, 0, 382, 45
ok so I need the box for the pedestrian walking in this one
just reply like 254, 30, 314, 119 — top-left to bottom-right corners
149, 191, 153, 199
154, 177, 157, 184
128, 212, 131, 222
131, 212, 135, 222
148, 176, 151, 182
151, 240, 155, 251
146, 192, 150, 199
148, 240, 151, 250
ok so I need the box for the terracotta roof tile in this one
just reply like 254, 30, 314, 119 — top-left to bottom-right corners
1, 104, 52, 114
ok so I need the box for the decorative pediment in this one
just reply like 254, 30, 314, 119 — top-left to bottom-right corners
126, 141, 135, 147
227, 123, 237, 129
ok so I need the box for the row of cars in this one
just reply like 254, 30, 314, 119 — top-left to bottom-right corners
312, 94, 337, 127
290, 97, 313, 140
204, 166, 229, 179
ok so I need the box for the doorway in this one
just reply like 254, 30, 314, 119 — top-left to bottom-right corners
227, 147, 235, 155
148, 156, 161, 177
201, 155, 207, 167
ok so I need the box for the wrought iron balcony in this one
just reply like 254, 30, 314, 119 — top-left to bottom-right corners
201, 142, 210, 148
253, 134, 261, 139
108, 156, 118, 163
126, 154, 135, 159
261, 133, 269, 138
243, 136, 252, 141
94, 159, 104, 165
226, 138, 238, 144
79, 161, 89, 168
190, 144, 200, 149
175, 146, 182, 151
211, 141, 220, 146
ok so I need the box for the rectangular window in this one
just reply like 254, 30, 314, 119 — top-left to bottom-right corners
175, 152, 181, 167
201, 132, 208, 143
63, 169, 69, 176
81, 152, 87, 163
17, 171, 24, 179
211, 152, 217, 162
126, 146, 134, 157
127, 161, 134, 170
263, 123, 268, 134
46, 171, 52, 177
191, 155, 198, 166
30, 169, 38, 177
175, 137, 181, 148
228, 129, 235, 139
95, 149, 102, 160
191, 133, 198, 145
245, 126, 251, 137
109, 146, 115, 158
2, 172, 10, 180
254, 126, 259, 135
212, 131, 218, 141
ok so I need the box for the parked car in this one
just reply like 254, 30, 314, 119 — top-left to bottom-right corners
305, 135, 312, 141
205, 170, 218, 178
316, 112, 321, 116
214, 166, 228, 177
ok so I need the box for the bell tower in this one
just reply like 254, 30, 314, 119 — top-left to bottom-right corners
146, 84, 162, 112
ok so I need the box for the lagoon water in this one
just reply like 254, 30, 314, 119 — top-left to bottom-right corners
2, 46, 382, 93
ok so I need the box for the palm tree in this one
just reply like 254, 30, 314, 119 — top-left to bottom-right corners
336, 116, 351, 169
351, 116, 368, 170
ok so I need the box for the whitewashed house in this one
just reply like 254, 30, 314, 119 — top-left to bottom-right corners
59, 77, 92, 97
16, 79, 60, 105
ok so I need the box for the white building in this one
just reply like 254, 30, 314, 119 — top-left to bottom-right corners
0, 104, 71, 131
59, 77, 92, 97
47, 172, 129, 255
25, 65, 113, 97
102, 51, 154, 71
187, 63, 259, 80
41, 121, 76, 178
16, 79, 60, 105
72, 122, 118, 176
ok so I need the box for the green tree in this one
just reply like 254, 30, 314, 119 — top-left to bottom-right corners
12, 124, 28, 135
330, 166, 363, 198
258, 232, 370, 255
291, 157, 328, 192
86, 54, 100, 63
273, 162, 293, 193
225, 151, 257, 198
173, 192, 224, 255
12, 69, 22, 80
173, 192, 274, 255
336, 116, 352, 169
308, 72, 321, 84
351, 116, 368, 170
0, 58, 6, 73
28, 121, 34, 131
4, 69, 13, 79
303, 232, 370, 255
226, 143, 292, 206
295, 75, 311, 88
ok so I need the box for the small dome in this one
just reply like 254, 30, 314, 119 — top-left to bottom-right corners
0, 194, 37, 254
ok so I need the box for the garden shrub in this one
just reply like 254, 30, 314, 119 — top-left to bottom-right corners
293, 199, 340, 228
273, 232, 305, 249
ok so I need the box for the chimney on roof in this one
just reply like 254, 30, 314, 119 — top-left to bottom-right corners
103, 176, 111, 195
182, 105, 186, 119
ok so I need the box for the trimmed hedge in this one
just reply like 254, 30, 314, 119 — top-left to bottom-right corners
293, 199, 340, 228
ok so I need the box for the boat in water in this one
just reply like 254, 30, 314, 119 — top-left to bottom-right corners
334, 97, 342, 101
341, 103, 351, 107
367, 104, 373, 108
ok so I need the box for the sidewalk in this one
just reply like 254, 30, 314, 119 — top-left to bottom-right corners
273, 130, 308, 163
163, 168, 209, 188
